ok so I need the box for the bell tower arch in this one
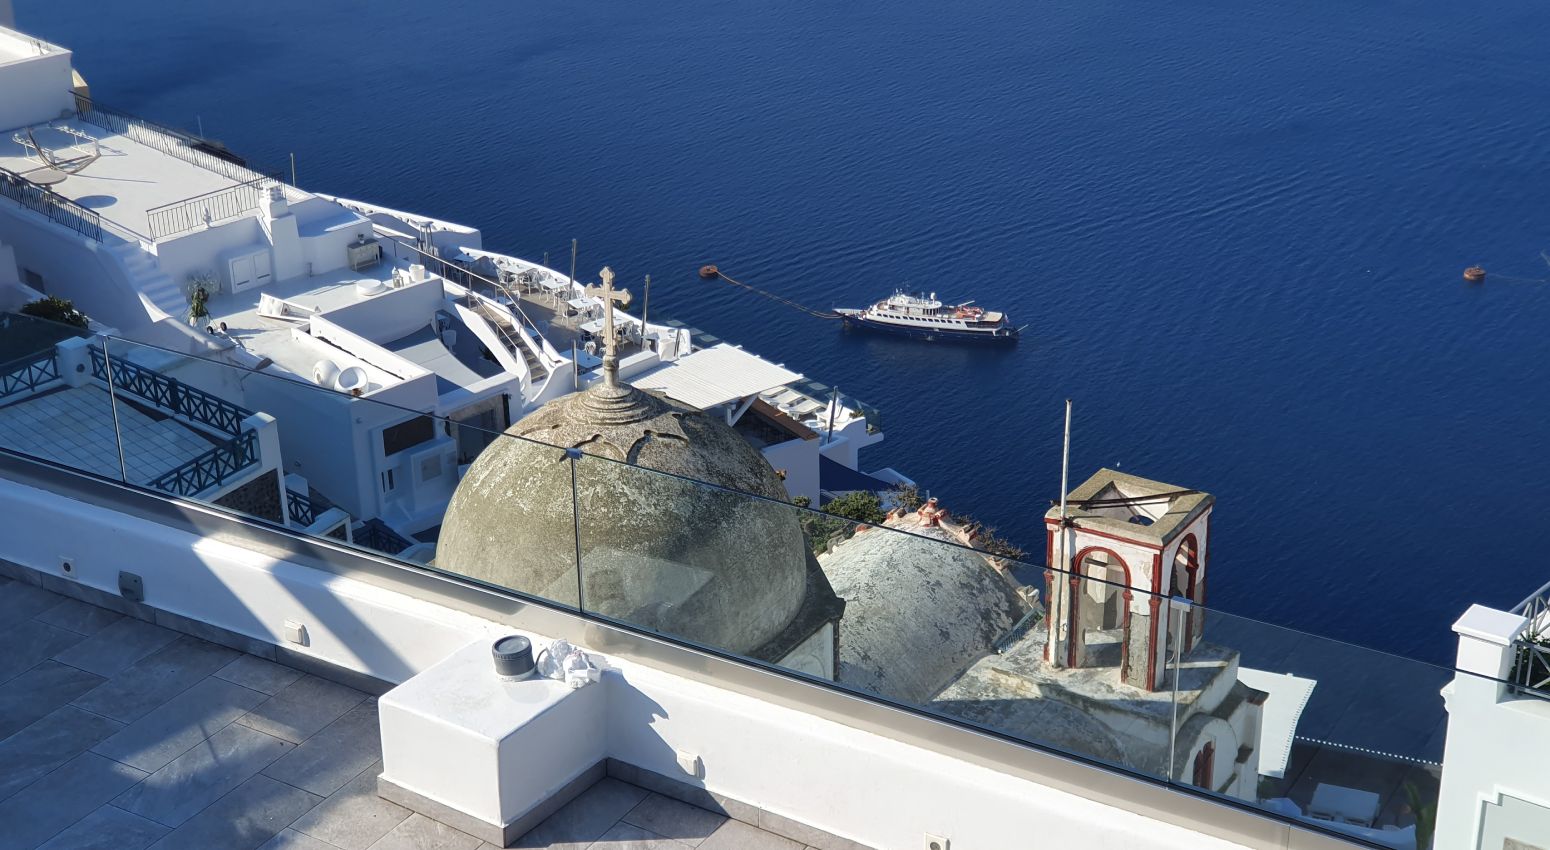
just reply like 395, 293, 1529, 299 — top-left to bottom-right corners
1044, 469, 1213, 691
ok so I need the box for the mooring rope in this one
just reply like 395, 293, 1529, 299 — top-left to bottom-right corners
708, 268, 842, 319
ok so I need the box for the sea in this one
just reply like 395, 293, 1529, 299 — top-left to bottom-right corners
21, 0, 1550, 665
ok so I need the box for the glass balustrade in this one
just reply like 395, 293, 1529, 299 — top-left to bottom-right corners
5, 327, 1543, 850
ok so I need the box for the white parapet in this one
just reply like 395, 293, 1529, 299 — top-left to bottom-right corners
378, 638, 607, 846
1434, 603, 1550, 849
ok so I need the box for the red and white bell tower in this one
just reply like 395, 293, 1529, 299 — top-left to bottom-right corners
1044, 468, 1213, 692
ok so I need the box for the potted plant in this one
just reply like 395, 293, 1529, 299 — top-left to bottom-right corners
186, 271, 217, 327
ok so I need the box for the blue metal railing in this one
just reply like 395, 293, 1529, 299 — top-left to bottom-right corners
353, 518, 415, 555
0, 166, 103, 242
286, 488, 320, 527
90, 347, 252, 435
148, 430, 258, 497
0, 351, 61, 400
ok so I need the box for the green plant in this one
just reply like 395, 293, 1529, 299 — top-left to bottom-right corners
186, 270, 218, 326
955, 512, 1028, 562
19, 295, 87, 329
791, 495, 812, 509
822, 490, 888, 525
887, 483, 924, 512
1403, 782, 1436, 850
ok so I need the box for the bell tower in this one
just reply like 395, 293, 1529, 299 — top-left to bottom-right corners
1044, 469, 1213, 691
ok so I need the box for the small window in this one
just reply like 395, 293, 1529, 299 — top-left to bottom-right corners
380, 468, 396, 492
382, 416, 435, 456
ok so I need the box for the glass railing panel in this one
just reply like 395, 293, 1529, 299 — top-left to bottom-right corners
571, 450, 1175, 780
1174, 601, 1451, 847
104, 335, 273, 512
95, 335, 582, 608
0, 315, 123, 483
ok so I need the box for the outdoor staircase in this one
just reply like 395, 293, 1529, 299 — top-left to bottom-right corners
107, 242, 186, 322
474, 302, 549, 379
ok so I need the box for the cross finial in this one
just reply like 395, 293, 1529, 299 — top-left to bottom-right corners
597, 266, 630, 389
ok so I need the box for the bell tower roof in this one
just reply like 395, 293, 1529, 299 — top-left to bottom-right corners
1044, 468, 1213, 549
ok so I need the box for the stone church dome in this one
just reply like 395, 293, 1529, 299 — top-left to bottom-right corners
437, 275, 808, 654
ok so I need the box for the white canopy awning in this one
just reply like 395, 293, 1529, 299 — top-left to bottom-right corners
1237, 667, 1317, 779
632, 344, 803, 411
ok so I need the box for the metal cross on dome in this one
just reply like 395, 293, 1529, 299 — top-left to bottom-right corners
597, 266, 631, 388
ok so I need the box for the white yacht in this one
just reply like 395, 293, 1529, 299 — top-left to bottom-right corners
836, 291, 1019, 343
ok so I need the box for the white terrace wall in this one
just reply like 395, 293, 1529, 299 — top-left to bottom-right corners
0, 475, 1271, 850
0, 30, 73, 131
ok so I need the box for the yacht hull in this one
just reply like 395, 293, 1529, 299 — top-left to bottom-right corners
839, 313, 1019, 344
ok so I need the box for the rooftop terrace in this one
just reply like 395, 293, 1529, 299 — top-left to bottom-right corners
0, 575, 841, 850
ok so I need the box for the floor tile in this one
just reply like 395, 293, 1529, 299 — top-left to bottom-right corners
697, 821, 804, 850
264, 702, 381, 797
259, 829, 343, 850
0, 704, 123, 802
365, 813, 481, 850
239, 674, 367, 744
35, 597, 124, 636
145, 774, 321, 850
53, 616, 178, 679
513, 779, 650, 850
72, 635, 240, 723
217, 655, 305, 695
0, 752, 147, 850
115, 722, 294, 827
0, 659, 105, 740
92, 675, 270, 773
35, 804, 170, 850
0, 618, 88, 685
589, 823, 693, 849
0, 580, 64, 620
621, 794, 726, 846
289, 761, 410, 850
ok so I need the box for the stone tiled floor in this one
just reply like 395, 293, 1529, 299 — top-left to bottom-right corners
0, 576, 827, 850
0, 385, 213, 484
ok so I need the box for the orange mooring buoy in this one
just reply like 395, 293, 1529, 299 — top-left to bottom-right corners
1463, 266, 1486, 283
699, 264, 720, 279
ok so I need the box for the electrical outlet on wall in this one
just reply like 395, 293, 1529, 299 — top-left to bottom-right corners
923, 834, 950, 850
59, 556, 78, 580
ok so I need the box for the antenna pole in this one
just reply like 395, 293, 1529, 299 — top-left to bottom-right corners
569, 239, 578, 298
641, 274, 651, 346
1055, 399, 1072, 666
290, 152, 297, 187
826, 387, 840, 446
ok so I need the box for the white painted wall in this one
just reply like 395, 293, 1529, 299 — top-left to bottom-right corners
0, 36, 72, 130
0, 206, 224, 354
1435, 604, 1550, 849
321, 278, 443, 343
154, 217, 268, 295
0, 476, 1294, 850
761, 436, 818, 504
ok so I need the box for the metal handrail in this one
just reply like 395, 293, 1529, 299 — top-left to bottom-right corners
0, 351, 61, 399
286, 488, 320, 527
146, 175, 274, 240
379, 231, 554, 370
89, 346, 253, 435
0, 165, 103, 242
148, 430, 259, 497
74, 94, 278, 188
353, 517, 415, 555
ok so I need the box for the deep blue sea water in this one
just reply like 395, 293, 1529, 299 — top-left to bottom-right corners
21, 0, 1550, 664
